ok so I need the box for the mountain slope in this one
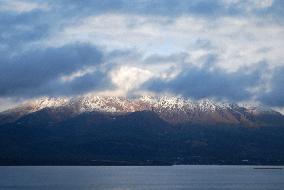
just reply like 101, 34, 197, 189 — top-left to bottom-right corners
0, 109, 283, 165
1, 95, 283, 126
0, 95, 283, 165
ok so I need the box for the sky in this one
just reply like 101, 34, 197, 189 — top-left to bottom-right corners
0, 0, 284, 112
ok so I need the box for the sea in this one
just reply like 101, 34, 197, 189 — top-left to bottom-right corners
0, 165, 283, 190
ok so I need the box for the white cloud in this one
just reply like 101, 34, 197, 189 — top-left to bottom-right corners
41, 13, 284, 100
0, 97, 23, 111
255, 0, 274, 8
0, 0, 49, 13
109, 66, 154, 96
223, 0, 273, 10
273, 107, 284, 115
48, 13, 284, 71
60, 66, 97, 82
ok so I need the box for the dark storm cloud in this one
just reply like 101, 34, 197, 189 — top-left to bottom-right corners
0, 11, 47, 51
259, 66, 284, 107
144, 63, 265, 102
0, 43, 109, 97
33, 70, 114, 97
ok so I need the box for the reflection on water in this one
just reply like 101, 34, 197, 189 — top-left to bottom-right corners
0, 165, 283, 190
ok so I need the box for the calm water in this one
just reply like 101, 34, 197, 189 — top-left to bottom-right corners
0, 165, 283, 190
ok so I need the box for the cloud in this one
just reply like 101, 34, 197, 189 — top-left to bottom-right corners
47, 0, 283, 20
109, 66, 154, 96
259, 66, 284, 107
0, 0, 283, 110
0, 97, 24, 111
0, 43, 107, 97
41, 69, 113, 97
223, 0, 274, 10
0, 7, 56, 53
48, 14, 284, 73
0, 0, 49, 13
143, 62, 265, 102
47, 0, 223, 17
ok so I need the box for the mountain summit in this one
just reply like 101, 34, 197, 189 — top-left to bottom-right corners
1, 95, 283, 127
1, 95, 284, 165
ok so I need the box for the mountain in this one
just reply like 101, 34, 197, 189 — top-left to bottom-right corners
1, 95, 283, 126
0, 97, 69, 125
0, 95, 284, 166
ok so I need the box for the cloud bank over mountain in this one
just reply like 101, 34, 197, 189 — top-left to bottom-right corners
0, 0, 283, 111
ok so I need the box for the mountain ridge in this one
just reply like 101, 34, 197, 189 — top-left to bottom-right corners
1, 95, 283, 126
1, 95, 284, 165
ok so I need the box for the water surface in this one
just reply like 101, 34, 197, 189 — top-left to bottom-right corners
0, 165, 283, 190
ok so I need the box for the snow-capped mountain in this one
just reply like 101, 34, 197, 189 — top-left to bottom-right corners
0, 95, 283, 126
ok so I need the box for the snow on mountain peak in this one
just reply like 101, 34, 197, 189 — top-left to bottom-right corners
1, 95, 282, 125
14, 97, 69, 113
